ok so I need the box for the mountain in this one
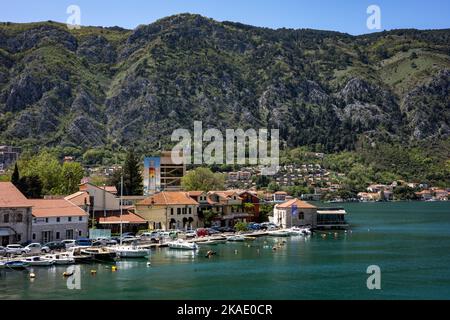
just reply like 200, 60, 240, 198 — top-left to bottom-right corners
0, 14, 449, 156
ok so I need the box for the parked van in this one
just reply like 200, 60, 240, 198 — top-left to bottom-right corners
75, 238, 92, 247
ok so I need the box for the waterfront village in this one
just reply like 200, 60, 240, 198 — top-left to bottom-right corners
0, 145, 449, 267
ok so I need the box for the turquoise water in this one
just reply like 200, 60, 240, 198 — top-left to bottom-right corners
1, 201, 450, 300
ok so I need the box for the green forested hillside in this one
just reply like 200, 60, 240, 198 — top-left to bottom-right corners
0, 14, 449, 184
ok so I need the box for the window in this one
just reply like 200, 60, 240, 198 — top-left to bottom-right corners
68, 217, 72, 222
3, 214, 9, 223
183, 208, 186, 215
16, 234, 21, 242
56, 232, 60, 239
45, 218, 49, 223
78, 230, 82, 237
16, 214, 23, 223
189, 207, 192, 214
171, 208, 174, 215
56, 217, 60, 223
78, 216, 82, 222
177, 208, 181, 215
32, 233, 36, 240
299, 212, 304, 220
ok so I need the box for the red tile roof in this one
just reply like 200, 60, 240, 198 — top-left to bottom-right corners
98, 212, 147, 224
0, 182, 31, 208
137, 191, 199, 206
276, 198, 316, 209
28, 199, 88, 217
65, 191, 90, 206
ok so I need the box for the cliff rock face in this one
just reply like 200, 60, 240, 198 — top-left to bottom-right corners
0, 15, 449, 153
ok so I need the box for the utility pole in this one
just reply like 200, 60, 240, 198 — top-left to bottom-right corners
120, 174, 123, 246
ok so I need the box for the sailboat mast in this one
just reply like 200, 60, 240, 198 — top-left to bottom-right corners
120, 173, 123, 246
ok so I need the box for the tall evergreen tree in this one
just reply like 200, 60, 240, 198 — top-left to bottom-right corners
11, 163, 20, 187
123, 149, 143, 196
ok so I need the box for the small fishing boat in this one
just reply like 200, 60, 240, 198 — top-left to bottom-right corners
226, 235, 246, 242
81, 247, 117, 262
267, 230, 291, 237
44, 253, 75, 265
67, 247, 94, 263
287, 227, 312, 236
167, 239, 198, 250
112, 245, 150, 258
4, 261, 30, 270
21, 256, 55, 266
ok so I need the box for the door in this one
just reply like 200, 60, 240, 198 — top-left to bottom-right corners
66, 229, 74, 239
42, 231, 53, 243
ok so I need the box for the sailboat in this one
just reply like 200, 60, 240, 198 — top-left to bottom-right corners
112, 174, 150, 259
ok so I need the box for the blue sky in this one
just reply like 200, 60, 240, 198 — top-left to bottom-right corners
1, 0, 449, 35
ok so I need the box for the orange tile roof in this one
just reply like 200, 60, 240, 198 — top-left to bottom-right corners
276, 198, 316, 209
99, 212, 147, 224
274, 191, 288, 195
187, 191, 205, 197
65, 191, 90, 206
137, 191, 199, 206
0, 182, 31, 208
29, 199, 88, 217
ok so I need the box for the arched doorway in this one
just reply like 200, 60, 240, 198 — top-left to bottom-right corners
188, 217, 194, 230
169, 219, 176, 230
182, 217, 188, 230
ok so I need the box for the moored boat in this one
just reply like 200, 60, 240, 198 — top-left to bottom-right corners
4, 261, 30, 270
44, 253, 75, 265
81, 247, 117, 262
287, 227, 312, 236
167, 239, 199, 250
112, 245, 150, 258
268, 230, 291, 237
21, 256, 55, 266
226, 235, 246, 242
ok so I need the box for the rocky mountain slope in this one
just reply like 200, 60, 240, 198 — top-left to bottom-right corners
0, 14, 449, 154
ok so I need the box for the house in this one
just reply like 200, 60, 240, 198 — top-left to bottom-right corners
238, 191, 260, 221
415, 190, 433, 201
433, 189, 448, 201
367, 184, 389, 193
0, 182, 32, 245
206, 191, 249, 227
136, 191, 200, 230
316, 208, 348, 230
357, 192, 380, 202
98, 211, 148, 234
273, 198, 317, 228
0, 145, 21, 171
78, 182, 121, 218
273, 191, 288, 202
28, 199, 89, 243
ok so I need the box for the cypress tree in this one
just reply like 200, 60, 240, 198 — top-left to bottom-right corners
11, 163, 20, 187
123, 149, 143, 196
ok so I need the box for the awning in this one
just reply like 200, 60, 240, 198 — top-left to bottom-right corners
0, 228, 14, 236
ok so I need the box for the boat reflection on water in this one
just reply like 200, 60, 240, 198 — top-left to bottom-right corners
164, 248, 199, 260
115, 260, 147, 270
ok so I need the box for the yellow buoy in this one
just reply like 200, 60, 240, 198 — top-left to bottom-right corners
112, 266, 117, 272
29, 272, 36, 279
91, 269, 97, 275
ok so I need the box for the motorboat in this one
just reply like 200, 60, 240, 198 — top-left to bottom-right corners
67, 247, 94, 263
43, 253, 75, 265
288, 227, 312, 236
226, 235, 246, 242
3, 260, 30, 270
80, 247, 117, 262
112, 245, 150, 258
196, 239, 220, 246
21, 256, 55, 266
267, 230, 291, 237
167, 239, 199, 250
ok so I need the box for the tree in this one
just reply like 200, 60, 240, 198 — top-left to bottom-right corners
18, 175, 43, 198
11, 163, 20, 187
181, 167, 225, 191
200, 209, 220, 227
60, 162, 85, 194
267, 182, 280, 192
123, 149, 143, 196
234, 222, 248, 232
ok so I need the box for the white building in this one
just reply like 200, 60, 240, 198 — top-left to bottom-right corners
273, 198, 317, 228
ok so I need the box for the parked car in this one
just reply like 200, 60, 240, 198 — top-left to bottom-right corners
61, 239, 77, 249
43, 241, 66, 251
93, 238, 117, 246
121, 232, 135, 237
22, 243, 50, 254
196, 228, 208, 237
247, 223, 261, 231
0, 246, 6, 256
6, 244, 26, 255
75, 238, 92, 246
218, 227, 235, 233
184, 231, 197, 239
140, 232, 161, 242
206, 228, 220, 235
